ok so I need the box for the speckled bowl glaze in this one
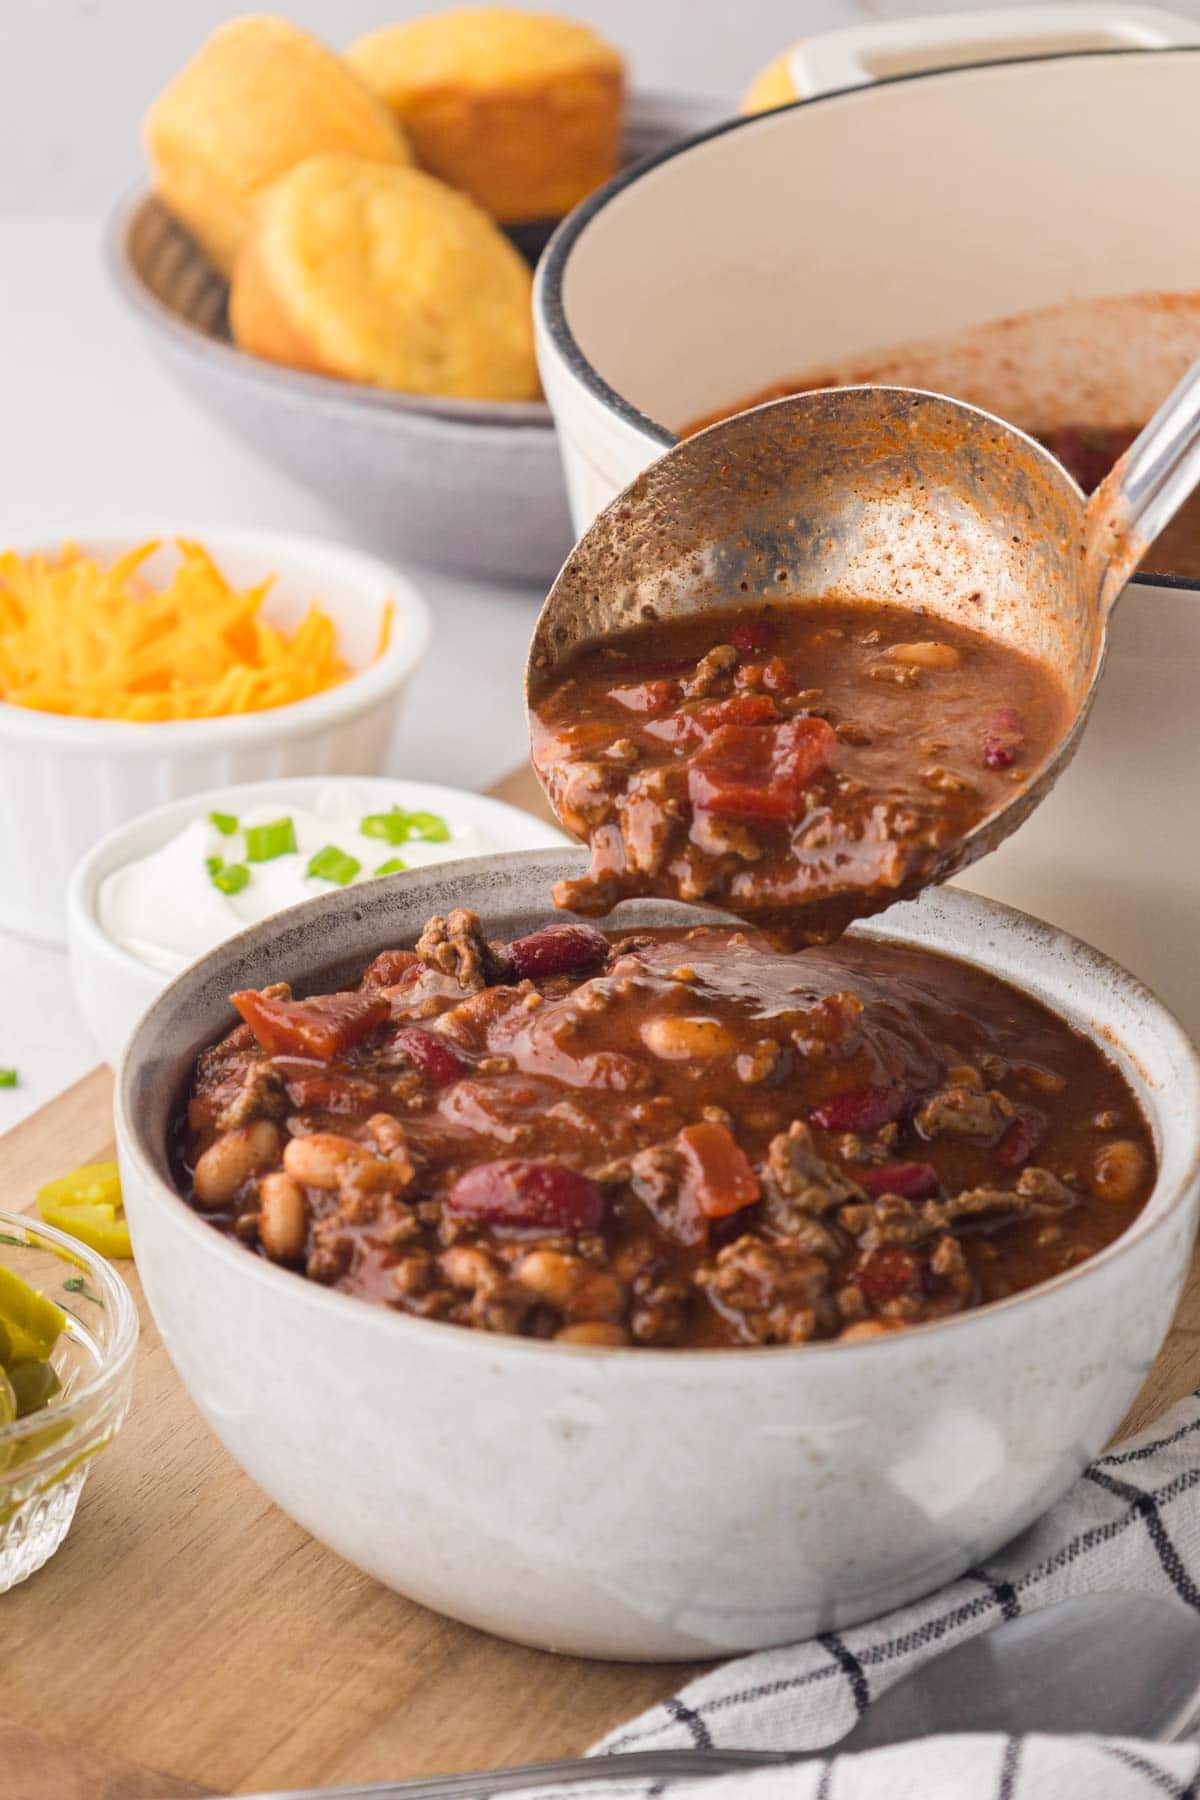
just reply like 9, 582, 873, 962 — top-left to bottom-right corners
115, 852, 1200, 1659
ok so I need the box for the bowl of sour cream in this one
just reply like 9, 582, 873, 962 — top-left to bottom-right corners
67, 776, 567, 1065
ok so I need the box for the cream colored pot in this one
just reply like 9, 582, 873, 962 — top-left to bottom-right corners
535, 6, 1200, 1039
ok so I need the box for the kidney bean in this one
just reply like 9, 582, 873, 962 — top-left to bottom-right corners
856, 1247, 923, 1307
506, 923, 608, 981
996, 1106, 1046, 1169
730, 619, 777, 654
983, 707, 1026, 770
858, 1161, 939, 1200
389, 1026, 464, 1086
809, 1083, 915, 1133
231, 989, 389, 1061
676, 1121, 760, 1219
446, 1159, 604, 1233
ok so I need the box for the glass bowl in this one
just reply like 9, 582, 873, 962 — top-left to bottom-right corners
0, 1207, 138, 1591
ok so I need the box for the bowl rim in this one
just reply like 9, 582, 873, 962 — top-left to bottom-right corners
533, 41, 1200, 597
0, 523, 432, 748
67, 774, 569, 989
0, 1207, 139, 1464
115, 849, 1200, 1366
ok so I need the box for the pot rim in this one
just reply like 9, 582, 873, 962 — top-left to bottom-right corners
535, 42, 1200, 595
115, 849, 1200, 1368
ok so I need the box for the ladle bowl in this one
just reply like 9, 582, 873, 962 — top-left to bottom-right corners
527, 377, 1195, 902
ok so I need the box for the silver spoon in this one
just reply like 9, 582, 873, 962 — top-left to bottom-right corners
526, 361, 1200, 913
231, 1592, 1200, 1799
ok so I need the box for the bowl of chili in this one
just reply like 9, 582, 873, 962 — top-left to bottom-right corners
112, 851, 1200, 1658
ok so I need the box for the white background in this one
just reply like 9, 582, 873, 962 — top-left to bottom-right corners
3, 0, 1197, 1127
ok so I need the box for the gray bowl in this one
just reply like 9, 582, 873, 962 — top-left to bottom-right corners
106, 92, 725, 585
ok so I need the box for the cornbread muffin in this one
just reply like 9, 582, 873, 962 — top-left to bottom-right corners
346, 8, 624, 223
145, 15, 410, 275
229, 155, 539, 401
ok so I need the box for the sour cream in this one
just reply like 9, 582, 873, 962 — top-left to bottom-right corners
98, 782, 514, 975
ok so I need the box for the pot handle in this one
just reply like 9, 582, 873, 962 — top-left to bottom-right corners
780, 4, 1200, 100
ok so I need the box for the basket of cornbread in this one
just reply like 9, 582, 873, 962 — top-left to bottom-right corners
108, 10, 721, 583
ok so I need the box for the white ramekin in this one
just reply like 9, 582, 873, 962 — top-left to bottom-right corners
67, 775, 566, 1067
116, 851, 1200, 1660
0, 526, 432, 946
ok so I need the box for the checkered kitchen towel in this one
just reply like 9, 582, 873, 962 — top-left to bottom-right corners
531, 1390, 1200, 1799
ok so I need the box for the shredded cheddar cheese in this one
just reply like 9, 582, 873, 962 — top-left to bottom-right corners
0, 539, 392, 721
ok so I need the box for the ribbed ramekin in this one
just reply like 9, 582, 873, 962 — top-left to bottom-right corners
0, 526, 432, 944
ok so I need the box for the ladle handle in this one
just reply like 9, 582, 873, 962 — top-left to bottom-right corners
1089, 356, 1200, 614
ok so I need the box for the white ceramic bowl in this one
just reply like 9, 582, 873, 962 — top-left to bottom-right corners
0, 527, 431, 946
115, 851, 1200, 1660
532, 10, 1200, 1048
67, 775, 566, 1066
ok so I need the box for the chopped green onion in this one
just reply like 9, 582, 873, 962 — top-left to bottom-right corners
307, 846, 361, 887
209, 811, 239, 837
374, 857, 408, 876
211, 862, 250, 896
0, 1069, 16, 1089
360, 807, 409, 846
245, 817, 297, 863
360, 807, 451, 846
406, 810, 450, 842
205, 854, 223, 877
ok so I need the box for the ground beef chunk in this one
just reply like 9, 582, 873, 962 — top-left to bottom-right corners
916, 1073, 1015, 1141
697, 1234, 839, 1344
414, 909, 506, 991
840, 1164, 1077, 1251
682, 643, 738, 698
761, 1121, 866, 1234
215, 1062, 288, 1131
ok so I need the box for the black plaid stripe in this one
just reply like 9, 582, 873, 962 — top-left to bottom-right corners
1098, 1743, 1200, 1798
817, 1632, 870, 1718
1085, 1467, 1200, 1610
1098, 1409, 1200, 1469
605, 1445, 1200, 1755
970, 1568, 1022, 1622
997, 1737, 1021, 1800
663, 1697, 713, 1752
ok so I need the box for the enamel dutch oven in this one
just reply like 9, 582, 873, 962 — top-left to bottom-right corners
534, 4, 1200, 1040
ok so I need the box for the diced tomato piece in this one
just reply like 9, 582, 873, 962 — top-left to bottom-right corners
359, 949, 421, 989
810, 1083, 915, 1133
506, 923, 609, 981
446, 1159, 604, 1233
389, 1026, 464, 1086
857, 1247, 923, 1306
609, 680, 677, 716
230, 989, 389, 1061
730, 619, 778, 655
996, 1106, 1046, 1169
983, 707, 1026, 770
645, 691, 780, 749
676, 1122, 761, 1220
858, 1160, 939, 1200
689, 716, 837, 821
282, 1070, 383, 1114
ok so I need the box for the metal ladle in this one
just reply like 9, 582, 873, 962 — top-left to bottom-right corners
526, 363, 1200, 905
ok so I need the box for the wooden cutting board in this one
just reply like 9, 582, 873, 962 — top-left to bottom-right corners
2, 763, 1197, 1800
